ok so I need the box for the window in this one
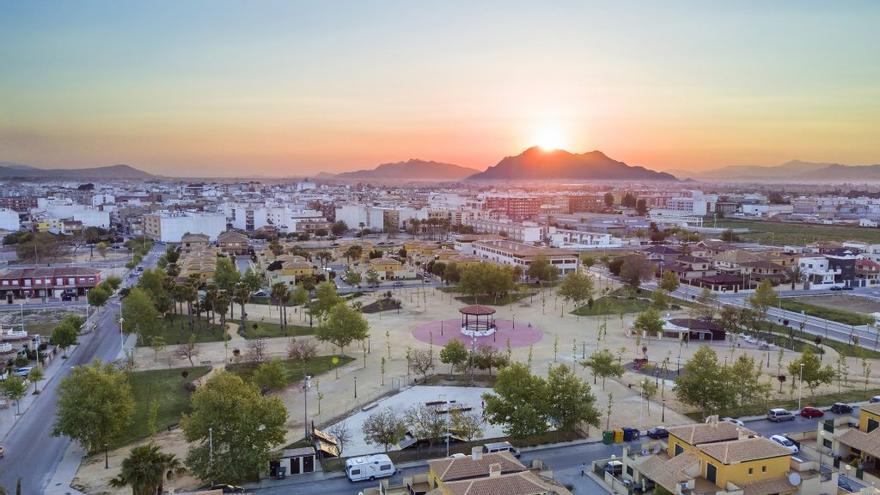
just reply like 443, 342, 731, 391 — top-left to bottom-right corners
868, 418, 879, 433
748, 468, 754, 475
674, 444, 684, 456
380, 464, 392, 471
350, 469, 360, 476
761, 465, 767, 473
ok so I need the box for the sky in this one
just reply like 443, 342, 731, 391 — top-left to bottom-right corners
2, 0, 879, 177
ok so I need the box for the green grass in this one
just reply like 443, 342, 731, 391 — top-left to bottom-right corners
572, 291, 651, 316
758, 321, 880, 358
238, 321, 315, 339
226, 355, 355, 386
711, 218, 880, 245
685, 387, 880, 421
780, 299, 874, 326
135, 314, 227, 346
119, 366, 211, 446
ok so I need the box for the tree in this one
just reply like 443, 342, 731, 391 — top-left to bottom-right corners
317, 303, 369, 354
404, 404, 446, 447
343, 245, 363, 263
214, 257, 240, 294
365, 269, 380, 288
327, 421, 352, 456
459, 263, 517, 303
640, 378, 658, 412
312, 282, 343, 321
788, 348, 835, 398
439, 340, 468, 374
362, 408, 407, 452
176, 334, 199, 367
51, 320, 79, 357
729, 354, 770, 408
691, 287, 719, 322
748, 280, 779, 331
409, 349, 434, 382
3, 375, 27, 415
16, 232, 63, 263
635, 198, 648, 216
658, 271, 680, 293
619, 255, 653, 290
287, 338, 318, 375
651, 289, 669, 310
87, 285, 110, 308
248, 338, 268, 363
557, 272, 594, 318
471, 344, 508, 376
720, 229, 740, 242
482, 363, 549, 439
603, 192, 614, 208
545, 364, 599, 432
109, 443, 182, 495
343, 269, 362, 287
621, 192, 637, 208
28, 366, 44, 394
121, 288, 161, 340
181, 371, 286, 484
53, 361, 135, 467
450, 410, 483, 442
528, 256, 559, 284
331, 220, 348, 236
270, 282, 289, 331
633, 307, 664, 336
674, 346, 734, 417
252, 359, 288, 392
580, 349, 624, 389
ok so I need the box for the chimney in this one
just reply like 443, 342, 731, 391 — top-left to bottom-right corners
471, 446, 482, 461
489, 463, 502, 478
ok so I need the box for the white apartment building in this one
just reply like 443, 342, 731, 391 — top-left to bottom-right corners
549, 229, 617, 249
462, 218, 544, 243
798, 256, 838, 289
472, 239, 579, 276
227, 204, 269, 231
143, 212, 226, 243
0, 208, 20, 231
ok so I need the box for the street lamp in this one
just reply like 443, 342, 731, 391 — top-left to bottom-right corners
662, 399, 666, 422
354, 375, 358, 399
797, 363, 805, 411
118, 316, 125, 350
303, 375, 312, 440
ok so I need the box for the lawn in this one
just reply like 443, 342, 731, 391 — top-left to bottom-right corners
780, 298, 874, 326
134, 314, 227, 346
226, 355, 355, 386
361, 298, 402, 313
685, 387, 880, 422
119, 366, 212, 447
238, 320, 316, 339
711, 218, 880, 245
572, 290, 651, 316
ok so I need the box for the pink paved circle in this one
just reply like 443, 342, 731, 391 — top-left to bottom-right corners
412, 319, 543, 349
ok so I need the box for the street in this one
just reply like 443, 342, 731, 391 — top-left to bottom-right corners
0, 245, 161, 492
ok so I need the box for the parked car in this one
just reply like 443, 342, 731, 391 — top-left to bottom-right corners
830, 286, 843, 291
830, 403, 854, 414
767, 408, 796, 422
800, 407, 824, 418
870, 395, 880, 403
252, 289, 268, 297
393, 281, 404, 287
842, 286, 854, 291
646, 426, 669, 439
769, 435, 799, 454
721, 417, 745, 427
13, 367, 33, 378
209, 485, 245, 493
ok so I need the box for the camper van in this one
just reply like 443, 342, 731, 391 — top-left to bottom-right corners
345, 454, 396, 482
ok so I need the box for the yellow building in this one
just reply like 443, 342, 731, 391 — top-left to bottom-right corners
265, 255, 316, 287
365, 257, 405, 280
832, 403, 880, 483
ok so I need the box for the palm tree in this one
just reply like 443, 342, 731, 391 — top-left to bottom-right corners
271, 282, 289, 332
109, 442, 182, 495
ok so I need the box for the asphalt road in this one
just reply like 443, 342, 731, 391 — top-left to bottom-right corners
0, 245, 162, 492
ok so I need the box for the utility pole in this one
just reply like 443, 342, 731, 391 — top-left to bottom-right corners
303, 375, 312, 440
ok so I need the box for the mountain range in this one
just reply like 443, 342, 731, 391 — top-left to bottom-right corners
682, 160, 880, 181
466, 147, 677, 181
0, 162, 155, 180
331, 159, 479, 181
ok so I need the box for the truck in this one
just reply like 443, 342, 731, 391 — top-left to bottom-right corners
345, 454, 395, 482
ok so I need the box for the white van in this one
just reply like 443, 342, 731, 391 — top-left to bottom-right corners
482, 441, 521, 458
346, 454, 396, 482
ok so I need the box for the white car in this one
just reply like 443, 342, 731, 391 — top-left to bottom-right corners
770, 435, 799, 454
722, 417, 745, 427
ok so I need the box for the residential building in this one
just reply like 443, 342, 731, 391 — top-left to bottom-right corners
217, 230, 250, 255
143, 211, 226, 243
825, 403, 880, 485
0, 267, 101, 300
472, 240, 579, 276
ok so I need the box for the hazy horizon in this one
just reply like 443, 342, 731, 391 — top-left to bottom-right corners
2, 1, 879, 176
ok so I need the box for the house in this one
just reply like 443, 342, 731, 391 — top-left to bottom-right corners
217, 230, 250, 255
0, 267, 101, 300
472, 240, 579, 277
265, 255, 315, 287
366, 257, 405, 280
737, 261, 788, 284
619, 419, 836, 495
664, 255, 716, 283
827, 403, 880, 485
180, 233, 210, 254
856, 259, 880, 287
425, 450, 572, 495
661, 318, 726, 342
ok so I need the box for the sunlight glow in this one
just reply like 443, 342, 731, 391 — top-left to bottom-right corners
533, 125, 568, 151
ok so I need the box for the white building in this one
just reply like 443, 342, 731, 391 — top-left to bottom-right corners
549, 229, 617, 249
0, 209, 19, 231
798, 256, 838, 289
143, 212, 227, 243
472, 239, 580, 276
462, 218, 544, 243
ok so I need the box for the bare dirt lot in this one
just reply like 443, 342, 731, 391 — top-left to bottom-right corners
792, 294, 880, 314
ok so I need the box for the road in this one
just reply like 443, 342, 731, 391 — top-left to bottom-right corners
0, 245, 162, 492
255, 412, 842, 495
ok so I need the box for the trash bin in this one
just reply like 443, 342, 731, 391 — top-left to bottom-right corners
623, 428, 633, 442
613, 428, 624, 443
603, 430, 614, 445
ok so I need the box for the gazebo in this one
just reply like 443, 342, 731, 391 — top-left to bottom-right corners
459, 305, 496, 337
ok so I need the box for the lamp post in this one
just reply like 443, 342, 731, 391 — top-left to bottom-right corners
303, 375, 312, 440
354, 375, 358, 399
661, 399, 666, 422
118, 316, 125, 351
798, 363, 804, 411
208, 426, 213, 483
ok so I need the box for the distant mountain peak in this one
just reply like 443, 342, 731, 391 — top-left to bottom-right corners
466, 148, 676, 181
334, 159, 480, 181
0, 162, 155, 179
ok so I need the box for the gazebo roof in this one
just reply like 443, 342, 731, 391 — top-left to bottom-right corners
459, 305, 496, 316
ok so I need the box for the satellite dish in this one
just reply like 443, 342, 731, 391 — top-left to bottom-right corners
788, 472, 802, 486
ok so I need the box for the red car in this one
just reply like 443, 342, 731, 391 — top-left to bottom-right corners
800, 407, 824, 418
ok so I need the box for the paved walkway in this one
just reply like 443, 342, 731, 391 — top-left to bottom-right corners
412, 318, 543, 348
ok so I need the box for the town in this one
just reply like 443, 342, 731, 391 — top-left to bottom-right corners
0, 177, 879, 495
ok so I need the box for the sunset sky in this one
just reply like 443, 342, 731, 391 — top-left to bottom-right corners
2, 1, 879, 177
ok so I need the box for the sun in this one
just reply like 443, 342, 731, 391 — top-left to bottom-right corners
532, 125, 568, 151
